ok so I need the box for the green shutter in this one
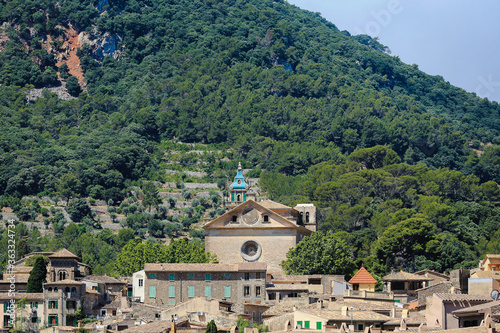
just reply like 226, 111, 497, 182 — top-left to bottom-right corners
55, 300, 58, 309
66, 301, 69, 309
297, 321, 302, 328
73, 316, 77, 327
205, 273, 211, 281
305, 321, 310, 329
243, 193, 247, 201
149, 286, 156, 298
169, 273, 175, 281
205, 286, 211, 297
55, 316, 58, 326
188, 286, 195, 298
224, 286, 231, 298
188, 273, 194, 278
35, 302, 38, 308
316, 322, 322, 330
4, 302, 7, 312
169, 286, 175, 298
225, 273, 231, 278
231, 193, 234, 201
168, 301, 176, 305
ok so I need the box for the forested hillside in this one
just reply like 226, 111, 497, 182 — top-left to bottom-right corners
1, 0, 500, 276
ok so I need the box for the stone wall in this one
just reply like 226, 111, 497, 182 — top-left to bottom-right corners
417, 282, 453, 307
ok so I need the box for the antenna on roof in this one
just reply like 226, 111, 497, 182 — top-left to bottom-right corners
491, 289, 499, 301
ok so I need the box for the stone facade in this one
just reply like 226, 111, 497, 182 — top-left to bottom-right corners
144, 263, 267, 306
204, 200, 315, 273
416, 282, 453, 308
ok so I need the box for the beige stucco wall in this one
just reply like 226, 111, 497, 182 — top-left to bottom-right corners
468, 278, 499, 295
205, 228, 299, 273
358, 283, 375, 292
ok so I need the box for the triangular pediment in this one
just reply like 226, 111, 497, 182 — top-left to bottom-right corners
203, 200, 309, 232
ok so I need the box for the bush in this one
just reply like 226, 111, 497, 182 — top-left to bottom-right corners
67, 199, 91, 222
66, 76, 81, 96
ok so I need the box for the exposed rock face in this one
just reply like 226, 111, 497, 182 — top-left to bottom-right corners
26, 86, 75, 102
79, 31, 123, 61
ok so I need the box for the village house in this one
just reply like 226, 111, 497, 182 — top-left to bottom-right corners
382, 270, 429, 304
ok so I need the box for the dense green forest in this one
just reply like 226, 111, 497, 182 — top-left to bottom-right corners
1, 0, 500, 276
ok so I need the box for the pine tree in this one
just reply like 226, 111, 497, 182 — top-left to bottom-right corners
26, 256, 47, 293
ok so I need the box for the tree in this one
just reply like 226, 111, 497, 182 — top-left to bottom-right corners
66, 76, 81, 96
281, 231, 355, 276
26, 256, 47, 292
206, 320, 218, 333
67, 199, 92, 222
56, 173, 81, 206
142, 182, 161, 212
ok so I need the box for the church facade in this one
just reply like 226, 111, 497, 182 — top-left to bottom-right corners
204, 165, 317, 273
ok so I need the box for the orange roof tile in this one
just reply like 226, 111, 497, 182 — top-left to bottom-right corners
48, 248, 80, 259
349, 266, 377, 284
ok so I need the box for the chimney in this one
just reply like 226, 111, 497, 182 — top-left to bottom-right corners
402, 309, 408, 319
317, 300, 323, 309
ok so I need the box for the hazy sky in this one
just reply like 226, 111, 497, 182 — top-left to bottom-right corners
287, 0, 500, 102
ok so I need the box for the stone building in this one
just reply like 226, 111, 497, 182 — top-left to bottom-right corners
143, 262, 267, 306
204, 199, 316, 273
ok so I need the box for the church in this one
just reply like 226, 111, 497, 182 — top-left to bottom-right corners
203, 163, 317, 273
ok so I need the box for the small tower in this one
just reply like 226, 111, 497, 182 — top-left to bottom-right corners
226, 162, 250, 207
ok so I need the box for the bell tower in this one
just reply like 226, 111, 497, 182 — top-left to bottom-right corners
226, 162, 251, 207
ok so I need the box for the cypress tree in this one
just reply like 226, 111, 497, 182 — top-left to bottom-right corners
26, 256, 47, 293
206, 320, 218, 333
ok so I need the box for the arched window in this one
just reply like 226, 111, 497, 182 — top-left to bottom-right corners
59, 270, 67, 281
65, 287, 70, 293
237, 194, 241, 202
298, 212, 303, 224
71, 287, 77, 293
306, 212, 310, 223
54, 287, 58, 292
48, 287, 52, 292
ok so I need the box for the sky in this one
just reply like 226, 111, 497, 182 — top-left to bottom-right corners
287, 0, 500, 103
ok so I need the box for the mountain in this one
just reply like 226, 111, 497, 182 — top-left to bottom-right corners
2, 0, 500, 276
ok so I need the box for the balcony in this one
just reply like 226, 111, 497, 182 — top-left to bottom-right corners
344, 289, 394, 300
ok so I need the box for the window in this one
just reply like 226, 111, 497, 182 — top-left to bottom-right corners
48, 315, 58, 327
168, 301, 176, 305
188, 286, 195, 298
296, 321, 303, 328
30, 302, 38, 309
150, 273, 156, 278
256, 272, 261, 280
304, 321, 310, 329
255, 286, 261, 297
357, 324, 364, 331
48, 300, 58, 309
112, 310, 117, 316
224, 286, 231, 298
263, 215, 269, 222
138, 279, 143, 287
92, 286, 98, 291
225, 273, 231, 278
306, 212, 310, 223
66, 301, 76, 309
232, 215, 237, 223
188, 273, 194, 278
316, 322, 322, 330
48, 287, 52, 292
205, 286, 212, 297
169, 286, 175, 298
149, 286, 156, 298
71, 287, 76, 293
244, 286, 250, 297
244, 273, 250, 280
205, 273, 211, 281
169, 273, 175, 281
54, 287, 58, 292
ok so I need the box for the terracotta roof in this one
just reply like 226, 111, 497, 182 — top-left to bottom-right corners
471, 270, 500, 279
82, 275, 125, 284
144, 262, 266, 273
453, 300, 500, 315
382, 270, 428, 281
320, 300, 395, 312
485, 254, 500, 259
121, 320, 172, 333
349, 266, 377, 284
299, 308, 391, 322
416, 282, 453, 292
44, 279, 83, 286
434, 293, 492, 302
48, 249, 80, 259
266, 284, 310, 291
102, 299, 123, 309
0, 274, 29, 283
259, 200, 291, 210
262, 304, 295, 316
414, 270, 450, 280
0, 292, 43, 301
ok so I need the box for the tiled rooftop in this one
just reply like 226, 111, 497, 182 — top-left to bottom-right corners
434, 293, 492, 302
82, 274, 125, 284
349, 266, 377, 284
259, 200, 291, 210
145, 262, 266, 272
383, 270, 429, 281
300, 308, 391, 322
48, 248, 80, 259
